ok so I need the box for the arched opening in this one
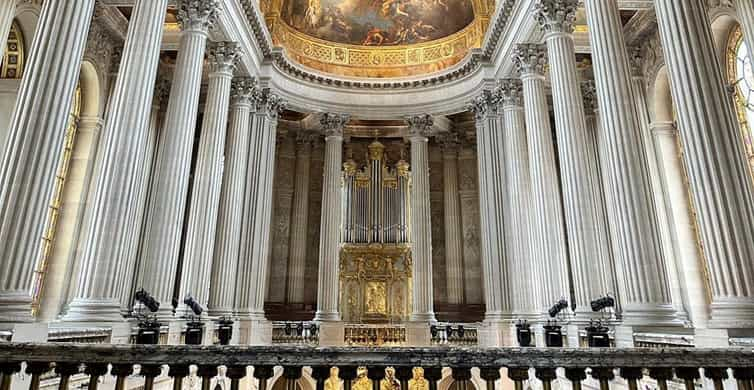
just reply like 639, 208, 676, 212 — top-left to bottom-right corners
726, 24, 754, 175
0, 20, 25, 79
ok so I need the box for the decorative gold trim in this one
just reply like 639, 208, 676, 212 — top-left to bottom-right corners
266, 0, 493, 77
726, 25, 754, 178
1, 21, 25, 79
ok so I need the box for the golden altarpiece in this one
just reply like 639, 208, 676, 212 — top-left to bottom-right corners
339, 141, 413, 323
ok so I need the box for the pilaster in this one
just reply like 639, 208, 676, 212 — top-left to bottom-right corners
439, 135, 464, 305
287, 131, 315, 304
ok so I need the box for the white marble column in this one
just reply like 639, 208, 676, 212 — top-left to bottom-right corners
440, 138, 464, 305
469, 92, 512, 322
177, 41, 241, 316
735, 0, 754, 61
287, 133, 313, 304
208, 78, 255, 317
63, 0, 169, 322
655, 0, 754, 327
513, 44, 570, 312
137, 0, 219, 318
585, 0, 681, 326
498, 78, 539, 318
407, 114, 437, 323
313, 113, 349, 322
0, 1, 14, 62
0, 0, 95, 322
534, 0, 613, 319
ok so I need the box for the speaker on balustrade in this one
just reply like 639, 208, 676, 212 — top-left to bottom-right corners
516, 320, 532, 347
134, 289, 161, 345
183, 295, 205, 345
217, 317, 234, 345
545, 299, 569, 347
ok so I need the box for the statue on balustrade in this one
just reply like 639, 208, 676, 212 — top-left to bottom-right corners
408, 368, 429, 390
325, 367, 342, 390
381, 367, 400, 390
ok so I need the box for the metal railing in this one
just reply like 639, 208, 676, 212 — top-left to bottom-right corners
0, 343, 752, 390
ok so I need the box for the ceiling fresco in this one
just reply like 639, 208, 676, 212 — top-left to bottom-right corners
279, 0, 475, 46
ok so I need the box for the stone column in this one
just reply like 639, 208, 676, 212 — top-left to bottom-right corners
137, 0, 219, 318
235, 90, 286, 321
177, 41, 241, 316
0, 0, 95, 322
513, 44, 570, 311
63, 0, 169, 322
498, 78, 539, 318
314, 113, 349, 322
534, 0, 614, 319
287, 132, 314, 304
585, 0, 681, 326
208, 78, 255, 317
469, 92, 511, 322
655, 0, 754, 327
407, 114, 437, 323
440, 137, 464, 305
735, 0, 754, 61
0, 1, 14, 62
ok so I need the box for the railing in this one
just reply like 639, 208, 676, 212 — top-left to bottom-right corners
1, 344, 752, 390
344, 324, 406, 346
272, 322, 319, 345
430, 324, 478, 346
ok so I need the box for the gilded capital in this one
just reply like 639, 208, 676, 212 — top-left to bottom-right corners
177, 0, 221, 33
230, 77, 256, 106
207, 41, 242, 74
406, 114, 434, 138
497, 78, 524, 107
533, 0, 579, 35
581, 80, 598, 113
320, 113, 350, 138
513, 43, 548, 77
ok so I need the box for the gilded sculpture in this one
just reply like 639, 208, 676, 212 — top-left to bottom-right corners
408, 368, 429, 390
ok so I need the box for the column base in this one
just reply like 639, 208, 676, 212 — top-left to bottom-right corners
614, 325, 635, 347
620, 303, 686, 327
318, 321, 345, 346
478, 320, 515, 347
409, 312, 436, 323
565, 324, 581, 347
314, 310, 341, 322
61, 298, 124, 322
708, 299, 754, 329
0, 291, 34, 323
533, 323, 546, 347
406, 321, 431, 346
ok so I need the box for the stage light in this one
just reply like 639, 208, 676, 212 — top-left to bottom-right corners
217, 317, 234, 345
133, 289, 161, 344
134, 289, 159, 313
548, 299, 569, 318
183, 295, 204, 316
590, 295, 615, 312
516, 320, 532, 347
586, 320, 610, 347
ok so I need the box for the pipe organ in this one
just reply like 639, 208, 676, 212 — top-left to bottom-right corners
339, 140, 413, 323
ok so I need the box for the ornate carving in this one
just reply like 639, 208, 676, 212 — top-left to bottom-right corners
153, 77, 172, 109
468, 90, 500, 121
252, 88, 287, 119
230, 77, 256, 105
533, 0, 579, 35
320, 113, 350, 137
406, 114, 434, 137
581, 80, 598, 113
207, 41, 242, 74
497, 78, 524, 107
513, 43, 548, 76
177, 0, 221, 33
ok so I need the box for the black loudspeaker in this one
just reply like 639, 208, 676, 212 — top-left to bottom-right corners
136, 319, 161, 345
217, 319, 234, 345
586, 323, 610, 347
185, 321, 205, 345
544, 325, 563, 347
516, 321, 532, 347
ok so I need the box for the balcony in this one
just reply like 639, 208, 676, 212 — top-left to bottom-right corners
0, 343, 752, 390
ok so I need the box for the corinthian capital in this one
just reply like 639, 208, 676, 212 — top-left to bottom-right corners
320, 113, 350, 137
406, 114, 434, 138
533, 0, 579, 35
252, 88, 287, 119
468, 90, 500, 121
178, 0, 221, 33
230, 77, 256, 105
497, 79, 524, 107
208, 41, 242, 74
513, 43, 548, 77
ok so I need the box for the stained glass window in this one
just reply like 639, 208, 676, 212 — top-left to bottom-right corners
727, 25, 754, 173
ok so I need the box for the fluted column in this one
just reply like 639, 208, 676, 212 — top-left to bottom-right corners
407, 114, 436, 323
655, 0, 754, 327
498, 79, 539, 318
440, 138, 464, 305
287, 133, 314, 304
0, 2, 14, 62
314, 113, 349, 322
177, 41, 241, 316
137, 0, 219, 318
235, 90, 286, 319
208, 78, 255, 317
735, 0, 754, 61
63, 0, 169, 322
513, 44, 570, 311
469, 92, 511, 322
0, 0, 95, 322
534, 0, 613, 318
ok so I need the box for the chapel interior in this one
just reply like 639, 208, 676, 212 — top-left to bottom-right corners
0, 0, 753, 390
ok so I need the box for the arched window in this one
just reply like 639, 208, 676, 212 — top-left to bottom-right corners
727, 25, 754, 172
